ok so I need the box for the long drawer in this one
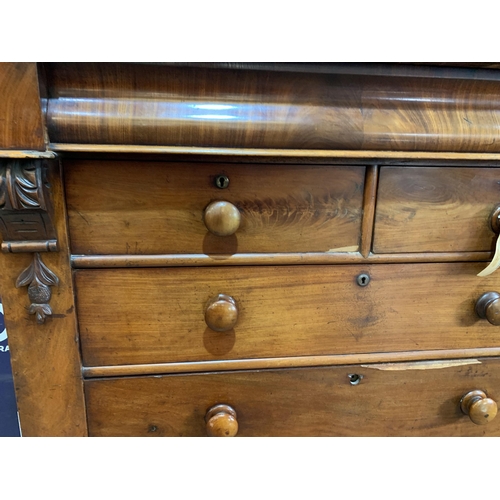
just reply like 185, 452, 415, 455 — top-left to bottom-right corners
374, 166, 500, 253
85, 358, 500, 436
64, 161, 365, 255
76, 263, 500, 366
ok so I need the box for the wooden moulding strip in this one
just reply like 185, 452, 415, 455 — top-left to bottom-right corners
82, 348, 500, 378
71, 251, 492, 268
49, 143, 500, 160
0, 150, 56, 158
360, 165, 379, 258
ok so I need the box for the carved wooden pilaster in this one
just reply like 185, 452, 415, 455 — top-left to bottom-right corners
0, 159, 59, 323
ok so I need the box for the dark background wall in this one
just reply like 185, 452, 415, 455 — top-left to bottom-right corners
0, 301, 21, 436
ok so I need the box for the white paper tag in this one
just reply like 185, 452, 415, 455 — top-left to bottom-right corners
478, 236, 500, 276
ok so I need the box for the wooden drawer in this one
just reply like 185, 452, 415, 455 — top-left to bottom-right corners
373, 166, 500, 253
85, 358, 500, 436
77, 263, 500, 367
64, 161, 365, 255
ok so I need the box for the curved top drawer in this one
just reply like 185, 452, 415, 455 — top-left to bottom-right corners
46, 63, 500, 152
64, 161, 364, 255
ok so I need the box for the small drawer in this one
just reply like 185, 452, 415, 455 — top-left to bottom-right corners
64, 161, 365, 255
373, 166, 500, 253
85, 358, 500, 436
76, 263, 500, 367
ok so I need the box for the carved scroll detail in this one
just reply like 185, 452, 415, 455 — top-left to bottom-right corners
0, 160, 47, 210
0, 159, 57, 253
16, 253, 59, 324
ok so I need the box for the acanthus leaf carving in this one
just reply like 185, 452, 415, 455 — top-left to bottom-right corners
16, 253, 59, 324
0, 159, 57, 252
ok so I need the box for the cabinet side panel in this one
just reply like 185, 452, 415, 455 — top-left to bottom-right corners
0, 161, 87, 436
0, 63, 45, 150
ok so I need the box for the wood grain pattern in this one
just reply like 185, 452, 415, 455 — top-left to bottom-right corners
44, 63, 500, 152
85, 358, 500, 436
70, 251, 493, 268
0, 63, 45, 150
76, 263, 500, 367
82, 349, 500, 378
0, 160, 87, 436
64, 161, 364, 255
360, 165, 378, 257
374, 167, 500, 253
48, 143, 500, 161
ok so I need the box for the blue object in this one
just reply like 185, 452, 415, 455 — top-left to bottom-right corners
0, 301, 21, 436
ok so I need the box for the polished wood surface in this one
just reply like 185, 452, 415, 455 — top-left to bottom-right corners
45, 63, 500, 152
475, 292, 500, 325
360, 165, 378, 258
0, 160, 87, 436
76, 263, 500, 367
85, 358, 500, 436
71, 251, 493, 268
204, 201, 241, 237
205, 404, 238, 437
49, 143, 500, 162
205, 294, 238, 332
0, 63, 45, 151
8, 62, 500, 437
64, 161, 364, 255
374, 167, 500, 253
460, 390, 498, 425
83, 349, 500, 378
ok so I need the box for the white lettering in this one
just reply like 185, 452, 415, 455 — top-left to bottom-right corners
0, 345, 9, 352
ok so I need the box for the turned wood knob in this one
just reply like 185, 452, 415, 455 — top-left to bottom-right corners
460, 390, 498, 425
205, 294, 238, 332
205, 404, 238, 437
475, 292, 500, 325
204, 201, 241, 236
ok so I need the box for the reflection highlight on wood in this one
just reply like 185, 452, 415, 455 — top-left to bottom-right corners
45, 63, 500, 152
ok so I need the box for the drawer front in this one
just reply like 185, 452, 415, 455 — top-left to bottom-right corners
64, 161, 364, 255
85, 359, 500, 436
373, 166, 500, 253
77, 263, 500, 366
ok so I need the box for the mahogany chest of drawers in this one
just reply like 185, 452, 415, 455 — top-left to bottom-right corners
2, 62, 500, 436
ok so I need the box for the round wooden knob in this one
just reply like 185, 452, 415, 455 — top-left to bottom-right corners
205, 404, 238, 437
460, 390, 498, 425
205, 294, 238, 332
204, 201, 241, 236
475, 292, 500, 325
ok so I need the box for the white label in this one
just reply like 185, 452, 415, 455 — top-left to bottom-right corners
0, 302, 7, 343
